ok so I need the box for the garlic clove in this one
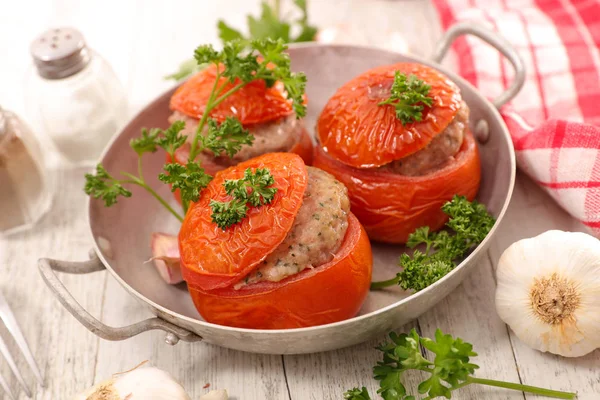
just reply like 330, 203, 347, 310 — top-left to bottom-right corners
496, 230, 600, 357
73, 365, 191, 399
149, 232, 184, 284
200, 389, 229, 400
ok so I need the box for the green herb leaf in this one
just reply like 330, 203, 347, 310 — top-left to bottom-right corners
349, 328, 575, 400
221, 40, 261, 83
200, 117, 254, 158
292, 0, 318, 42
159, 162, 213, 203
252, 38, 307, 117
248, 2, 291, 42
130, 121, 187, 159
130, 128, 161, 156
194, 44, 224, 66
210, 168, 277, 229
84, 165, 132, 207
379, 72, 433, 125
344, 387, 373, 400
217, 20, 245, 42
210, 198, 249, 229
156, 120, 187, 158
372, 196, 495, 292
223, 168, 277, 207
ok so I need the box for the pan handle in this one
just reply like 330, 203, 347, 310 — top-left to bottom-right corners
38, 252, 202, 345
432, 22, 525, 109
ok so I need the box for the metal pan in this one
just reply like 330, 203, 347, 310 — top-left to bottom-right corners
38, 23, 523, 354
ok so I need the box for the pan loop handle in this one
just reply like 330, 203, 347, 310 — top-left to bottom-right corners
38, 252, 202, 345
432, 22, 526, 109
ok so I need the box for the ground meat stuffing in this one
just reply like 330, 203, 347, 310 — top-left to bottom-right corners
169, 111, 303, 168
234, 167, 350, 288
382, 101, 470, 176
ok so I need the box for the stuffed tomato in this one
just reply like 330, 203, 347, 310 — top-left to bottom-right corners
314, 63, 481, 243
178, 153, 372, 329
168, 65, 313, 177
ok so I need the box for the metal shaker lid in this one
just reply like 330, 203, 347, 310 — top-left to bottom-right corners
30, 27, 91, 79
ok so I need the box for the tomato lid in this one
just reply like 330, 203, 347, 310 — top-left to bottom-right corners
179, 153, 308, 290
317, 63, 462, 168
170, 65, 294, 125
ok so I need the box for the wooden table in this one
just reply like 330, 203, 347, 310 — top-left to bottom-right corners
1, 1, 598, 399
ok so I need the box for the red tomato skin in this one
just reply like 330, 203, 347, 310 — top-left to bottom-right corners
170, 65, 294, 125
313, 130, 481, 244
317, 63, 461, 168
187, 213, 372, 329
178, 153, 308, 291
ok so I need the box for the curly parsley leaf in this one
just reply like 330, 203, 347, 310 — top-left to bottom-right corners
346, 328, 575, 400
130, 128, 161, 156
252, 38, 307, 117
209, 198, 249, 230
344, 387, 373, 400
372, 196, 495, 292
156, 121, 187, 157
210, 168, 277, 229
130, 121, 187, 158
200, 117, 254, 158
379, 71, 433, 125
84, 165, 132, 207
159, 162, 212, 204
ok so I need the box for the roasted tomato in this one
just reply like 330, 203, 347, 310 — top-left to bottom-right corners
167, 65, 313, 203
170, 64, 293, 125
314, 130, 481, 243
314, 63, 481, 243
179, 153, 373, 329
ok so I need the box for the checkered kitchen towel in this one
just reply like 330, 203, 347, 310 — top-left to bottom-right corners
433, 0, 600, 236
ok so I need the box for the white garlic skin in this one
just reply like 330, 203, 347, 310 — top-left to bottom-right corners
73, 366, 191, 399
495, 230, 600, 357
200, 389, 229, 400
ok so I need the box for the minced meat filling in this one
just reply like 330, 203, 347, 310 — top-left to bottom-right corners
168, 111, 303, 168
235, 167, 350, 288
382, 101, 469, 176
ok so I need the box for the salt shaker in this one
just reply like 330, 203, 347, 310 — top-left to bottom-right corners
25, 28, 128, 166
0, 107, 52, 235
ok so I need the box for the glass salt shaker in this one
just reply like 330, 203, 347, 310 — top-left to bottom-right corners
25, 27, 128, 166
0, 107, 52, 236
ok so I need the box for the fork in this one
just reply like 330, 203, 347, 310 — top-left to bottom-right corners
0, 291, 44, 399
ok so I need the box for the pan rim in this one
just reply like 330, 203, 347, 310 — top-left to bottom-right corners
88, 43, 516, 336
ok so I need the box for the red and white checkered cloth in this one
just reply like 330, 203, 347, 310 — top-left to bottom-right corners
433, 0, 600, 237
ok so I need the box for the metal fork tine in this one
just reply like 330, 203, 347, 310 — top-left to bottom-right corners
0, 371, 15, 400
0, 333, 31, 397
0, 293, 43, 386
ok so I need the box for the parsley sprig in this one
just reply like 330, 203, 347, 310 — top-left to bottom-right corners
85, 38, 303, 223
210, 168, 277, 229
371, 196, 495, 292
379, 72, 433, 125
168, 0, 318, 81
344, 329, 576, 400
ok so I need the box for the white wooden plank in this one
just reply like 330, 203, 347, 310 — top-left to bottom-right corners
0, 169, 105, 400
489, 173, 600, 400
93, 276, 290, 399
283, 323, 421, 400
417, 254, 524, 400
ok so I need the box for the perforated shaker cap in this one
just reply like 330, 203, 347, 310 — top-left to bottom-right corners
30, 27, 91, 79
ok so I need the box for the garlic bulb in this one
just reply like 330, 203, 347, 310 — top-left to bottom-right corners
200, 389, 229, 400
73, 365, 191, 399
495, 230, 600, 357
